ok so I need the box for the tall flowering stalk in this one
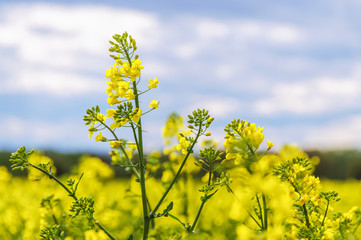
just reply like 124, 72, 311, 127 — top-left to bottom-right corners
83, 32, 158, 239
83, 32, 216, 239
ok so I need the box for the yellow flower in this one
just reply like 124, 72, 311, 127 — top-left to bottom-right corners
110, 121, 121, 129
161, 170, 173, 182
95, 131, 106, 142
267, 140, 274, 150
0, 166, 11, 182
110, 118, 129, 129
105, 64, 120, 81
297, 194, 310, 206
124, 89, 135, 100
149, 100, 159, 109
119, 62, 130, 76
131, 108, 142, 123
148, 78, 159, 89
88, 126, 97, 139
116, 81, 130, 97
162, 113, 184, 144
106, 80, 117, 96
96, 113, 106, 123
176, 136, 190, 154
109, 141, 122, 148
107, 94, 121, 106
106, 109, 116, 119
130, 59, 144, 82
118, 59, 144, 82
293, 164, 306, 174
120, 118, 129, 126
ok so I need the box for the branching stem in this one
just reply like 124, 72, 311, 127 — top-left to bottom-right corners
150, 124, 203, 219
29, 163, 117, 240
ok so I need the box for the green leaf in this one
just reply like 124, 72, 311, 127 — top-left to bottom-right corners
168, 213, 190, 230
154, 202, 173, 218
201, 189, 219, 202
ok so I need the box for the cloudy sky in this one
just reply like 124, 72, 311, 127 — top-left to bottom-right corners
1, 0, 361, 153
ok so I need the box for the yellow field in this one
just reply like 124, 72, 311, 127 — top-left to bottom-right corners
1, 160, 361, 240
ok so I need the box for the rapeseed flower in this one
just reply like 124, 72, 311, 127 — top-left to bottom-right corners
176, 136, 190, 155
148, 78, 159, 89
149, 100, 159, 109
107, 94, 121, 106
106, 109, 116, 119
267, 140, 274, 150
95, 131, 106, 142
124, 89, 135, 101
96, 113, 106, 123
131, 108, 142, 123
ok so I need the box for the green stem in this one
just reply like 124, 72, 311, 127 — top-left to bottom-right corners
255, 194, 264, 229
31, 164, 74, 197
94, 220, 117, 240
262, 194, 268, 230
189, 200, 206, 232
302, 204, 311, 229
321, 200, 329, 226
30, 164, 117, 240
248, 211, 262, 229
353, 221, 361, 234
51, 213, 59, 225
150, 124, 203, 218
98, 120, 140, 179
289, 179, 310, 229
189, 168, 212, 232
48, 202, 59, 225
101, 116, 155, 232
340, 227, 345, 239
126, 55, 149, 239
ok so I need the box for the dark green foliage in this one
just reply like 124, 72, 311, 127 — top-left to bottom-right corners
309, 150, 361, 179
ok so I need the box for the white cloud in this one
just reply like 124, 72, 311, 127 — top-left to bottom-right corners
0, 116, 119, 152
196, 19, 230, 40
11, 69, 104, 97
232, 20, 303, 45
267, 25, 300, 44
303, 115, 361, 149
172, 43, 198, 59
254, 71, 361, 116
187, 95, 243, 119
0, 3, 161, 96
1, 116, 78, 143
0, 2, 306, 98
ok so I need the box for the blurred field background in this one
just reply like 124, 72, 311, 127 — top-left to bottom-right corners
2, 148, 361, 179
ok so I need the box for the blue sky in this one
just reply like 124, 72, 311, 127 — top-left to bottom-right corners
1, 0, 361, 153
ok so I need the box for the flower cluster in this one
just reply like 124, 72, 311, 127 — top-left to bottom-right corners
224, 135, 361, 240
174, 109, 214, 155
83, 32, 159, 152
272, 156, 361, 239
224, 119, 272, 166
162, 113, 185, 146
